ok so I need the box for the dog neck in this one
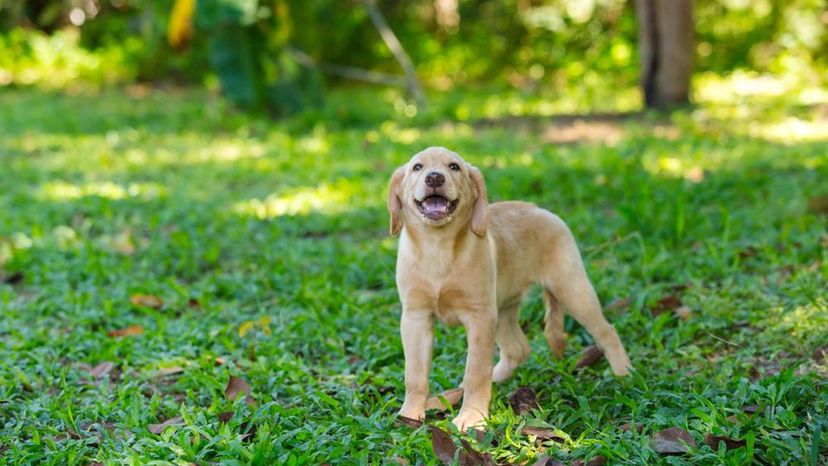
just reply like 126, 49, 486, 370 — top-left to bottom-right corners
401, 208, 481, 260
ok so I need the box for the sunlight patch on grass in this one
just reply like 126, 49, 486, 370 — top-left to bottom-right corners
748, 117, 828, 143
232, 181, 360, 219
36, 180, 167, 201
203, 140, 265, 162
770, 302, 828, 340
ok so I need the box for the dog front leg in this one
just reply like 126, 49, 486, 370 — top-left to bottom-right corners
399, 309, 433, 421
453, 310, 496, 431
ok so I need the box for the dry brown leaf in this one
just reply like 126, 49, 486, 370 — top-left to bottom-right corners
742, 405, 759, 415
214, 357, 227, 366
425, 387, 464, 411
107, 325, 144, 337
430, 425, 459, 464
508, 387, 539, 415
621, 422, 645, 433
224, 376, 255, 405
531, 457, 566, 466
429, 426, 494, 466
148, 416, 184, 434
704, 433, 746, 451
605, 297, 632, 313
651, 295, 682, 317
575, 345, 604, 370
572, 457, 607, 466
130, 294, 164, 309
650, 427, 696, 455
396, 415, 423, 428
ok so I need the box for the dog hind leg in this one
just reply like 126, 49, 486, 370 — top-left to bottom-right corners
543, 290, 566, 358
544, 258, 632, 376
492, 302, 530, 382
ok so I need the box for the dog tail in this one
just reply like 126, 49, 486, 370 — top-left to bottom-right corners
543, 289, 566, 358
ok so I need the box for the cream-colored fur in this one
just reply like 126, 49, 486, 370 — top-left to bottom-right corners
389, 147, 632, 431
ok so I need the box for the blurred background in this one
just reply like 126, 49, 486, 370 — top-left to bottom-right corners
1, 0, 825, 116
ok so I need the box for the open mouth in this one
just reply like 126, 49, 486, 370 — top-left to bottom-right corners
415, 195, 458, 220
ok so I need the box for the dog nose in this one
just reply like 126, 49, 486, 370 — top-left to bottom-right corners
425, 172, 445, 188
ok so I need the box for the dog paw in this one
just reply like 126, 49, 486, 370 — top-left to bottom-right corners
607, 353, 633, 376
492, 361, 515, 383
451, 409, 487, 432
398, 406, 425, 422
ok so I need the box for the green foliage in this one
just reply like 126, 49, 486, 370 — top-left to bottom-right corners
195, 0, 323, 113
2, 0, 826, 100
0, 79, 826, 463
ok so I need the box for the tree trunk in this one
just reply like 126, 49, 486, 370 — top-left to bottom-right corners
635, 0, 694, 109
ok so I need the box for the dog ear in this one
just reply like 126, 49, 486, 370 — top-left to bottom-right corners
387, 166, 405, 236
469, 166, 488, 237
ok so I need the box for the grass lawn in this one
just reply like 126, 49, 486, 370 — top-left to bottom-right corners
1, 81, 827, 465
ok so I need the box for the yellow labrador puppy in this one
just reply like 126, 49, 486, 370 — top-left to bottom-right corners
388, 147, 632, 431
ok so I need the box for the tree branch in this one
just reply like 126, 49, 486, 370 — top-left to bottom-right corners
362, 0, 427, 107
287, 46, 408, 87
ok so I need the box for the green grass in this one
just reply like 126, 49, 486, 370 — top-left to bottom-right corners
1, 81, 827, 465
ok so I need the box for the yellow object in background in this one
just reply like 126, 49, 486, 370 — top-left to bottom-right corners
168, 0, 196, 49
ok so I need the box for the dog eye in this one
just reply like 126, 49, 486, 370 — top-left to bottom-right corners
412, 163, 423, 171
449, 163, 460, 171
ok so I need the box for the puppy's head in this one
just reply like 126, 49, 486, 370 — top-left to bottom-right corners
388, 147, 487, 237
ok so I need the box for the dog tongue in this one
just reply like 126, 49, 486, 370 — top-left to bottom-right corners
423, 196, 449, 214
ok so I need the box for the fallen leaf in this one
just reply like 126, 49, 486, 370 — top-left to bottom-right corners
214, 357, 227, 366
575, 345, 604, 370
605, 297, 632, 313
429, 426, 494, 466
396, 415, 423, 428
85, 362, 115, 379
107, 325, 144, 337
425, 388, 464, 411
521, 425, 565, 443
157, 366, 185, 377
704, 433, 746, 451
742, 405, 759, 415
531, 457, 565, 466
224, 376, 255, 405
508, 387, 539, 415
187, 297, 201, 309
650, 427, 696, 455
130, 294, 164, 309
674, 306, 692, 320
148, 416, 184, 434
430, 425, 459, 464
651, 295, 682, 317
807, 195, 828, 214
572, 457, 607, 466
621, 422, 644, 433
